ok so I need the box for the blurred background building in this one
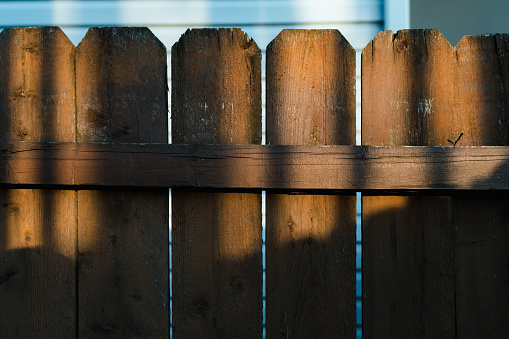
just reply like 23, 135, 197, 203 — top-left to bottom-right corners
410, 0, 509, 46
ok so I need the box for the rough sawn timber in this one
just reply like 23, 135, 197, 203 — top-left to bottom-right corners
265, 29, 356, 338
0, 27, 77, 338
75, 27, 169, 338
171, 28, 263, 338
0, 142, 508, 191
362, 29, 509, 338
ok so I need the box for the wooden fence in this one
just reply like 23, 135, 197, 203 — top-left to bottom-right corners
0, 26, 508, 338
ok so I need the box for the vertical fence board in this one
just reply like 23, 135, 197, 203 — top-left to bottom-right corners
171, 28, 263, 338
266, 29, 356, 338
452, 34, 509, 337
0, 27, 77, 337
362, 29, 456, 338
363, 30, 509, 338
76, 27, 169, 338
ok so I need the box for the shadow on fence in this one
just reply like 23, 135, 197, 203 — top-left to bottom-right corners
362, 30, 509, 338
0, 27, 77, 337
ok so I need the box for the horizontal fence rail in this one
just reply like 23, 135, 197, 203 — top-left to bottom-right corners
1, 142, 509, 191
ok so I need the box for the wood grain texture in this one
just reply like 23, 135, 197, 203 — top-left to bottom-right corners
266, 30, 355, 146
362, 29, 456, 338
171, 28, 262, 338
76, 27, 168, 143
362, 30, 509, 338
172, 28, 261, 144
452, 197, 509, 338
362, 29, 454, 146
1, 142, 509, 190
0, 27, 77, 338
454, 34, 509, 146
266, 29, 356, 338
452, 34, 509, 337
362, 195, 455, 337
76, 27, 169, 338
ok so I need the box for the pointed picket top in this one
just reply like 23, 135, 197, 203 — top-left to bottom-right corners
0, 26, 75, 142
76, 27, 168, 143
364, 29, 452, 56
267, 28, 354, 52
266, 29, 355, 146
362, 29, 454, 146
171, 28, 262, 144
453, 33, 509, 146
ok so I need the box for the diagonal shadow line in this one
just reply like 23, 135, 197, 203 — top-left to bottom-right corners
265, 29, 357, 337
449, 33, 509, 337
171, 28, 263, 338
74, 27, 170, 337
361, 30, 509, 338
361, 29, 457, 338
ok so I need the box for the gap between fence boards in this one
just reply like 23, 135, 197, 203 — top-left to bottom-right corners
0, 141, 508, 191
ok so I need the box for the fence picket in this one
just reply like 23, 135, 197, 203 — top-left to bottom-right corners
362, 29, 456, 338
0, 27, 77, 338
266, 29, 356, 338
75, 27, 169, 337
362, 29, 509, 338
171, 28, 263, 338
452, 34, 509, 337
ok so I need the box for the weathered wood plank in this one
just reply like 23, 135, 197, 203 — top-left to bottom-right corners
265, 29, 356, 338
0, 27, 77, 338
362, 30, 454, 146
171, 28, 262, 338
362, 195, 455, 336
76, 27, 169, 338
0, 142, 509, 191
452, 34, 509, 338
362, 30, 509, 338
452, 196, 509, 337
453, 34, 509, 146
362, 29, 456, 338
